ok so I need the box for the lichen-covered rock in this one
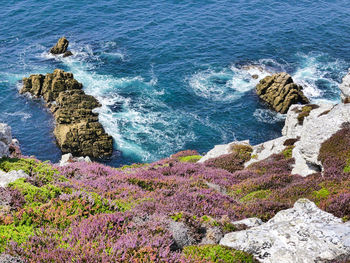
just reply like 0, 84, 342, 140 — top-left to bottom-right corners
340, 70, 350, 103
0, 123, 12, 158
50, 37, 69, 55
220, 199, 350, 263
256, 72, 309, 114
198, 140, 250, 163
20, 69, 113, 158
59, 153, 91, 166
0, 170, 29, 187
231, 217, 263, 229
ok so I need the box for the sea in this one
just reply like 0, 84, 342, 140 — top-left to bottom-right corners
1, 0, 349, 166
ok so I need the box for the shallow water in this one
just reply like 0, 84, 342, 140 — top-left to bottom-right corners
0, 0, 349, 166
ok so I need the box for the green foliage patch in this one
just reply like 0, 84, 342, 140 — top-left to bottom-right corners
0, 224, 34, 253
178, 155, 202, 163
183, 245, 257, 263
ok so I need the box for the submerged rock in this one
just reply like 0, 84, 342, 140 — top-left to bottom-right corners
340, 70, 350, 103
220, 199, 350, 263
50, 37, 69, 55
256, 72, 309, 114
0, 123, 12, 158
20, 69, 113, 158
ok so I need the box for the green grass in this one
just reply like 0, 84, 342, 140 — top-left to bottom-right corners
178, 155, 202, 163
240, 190, 271, 203
0, 224, 34, 252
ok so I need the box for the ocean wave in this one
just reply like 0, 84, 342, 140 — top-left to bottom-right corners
253, 109, 285, 124
4, 111, 31, 121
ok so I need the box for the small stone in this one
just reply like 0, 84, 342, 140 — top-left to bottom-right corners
63, 50, 73, 57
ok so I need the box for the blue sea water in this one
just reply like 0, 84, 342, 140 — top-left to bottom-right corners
0, 0, 349, 166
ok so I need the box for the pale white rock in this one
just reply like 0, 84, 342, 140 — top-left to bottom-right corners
340, 70, 350, 102
220, 199, 350, 263
245, 136, 288, 167
59, 153, 92, 166
291, 103, 350, 176
232, 217, 263, 229
198, 140, 250, 163
0, 170, 29, 187
0, 123, 12, 157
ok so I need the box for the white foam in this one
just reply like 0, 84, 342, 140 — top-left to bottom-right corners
4, 111, 31, 121
253, 109, 285, 124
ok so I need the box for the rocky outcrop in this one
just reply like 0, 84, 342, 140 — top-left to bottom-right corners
0, 254, 24, 263
59, 153, 91, 166
220, 199, 350, 263
50, 37, 73, 57
340, 70, 350, 103
20, 69, 113, 158
256, 72, 309, 114
198, 140, 250, 163
0, 170, 29, 188
0, 123, 12, 158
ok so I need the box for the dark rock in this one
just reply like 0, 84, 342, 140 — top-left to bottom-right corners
252, 74, 259, 79
256, 72, 309, 114
50, 37, 69, 55
63, 51, 73, 57
20, 69, 113, 158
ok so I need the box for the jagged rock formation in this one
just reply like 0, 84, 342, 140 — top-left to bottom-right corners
340, 70, 350, 103
0, 123, 12, 157
20, 69, 113, 158
256, 72, 309, 114
50, 37, 73, 57
220, 199, 350, 263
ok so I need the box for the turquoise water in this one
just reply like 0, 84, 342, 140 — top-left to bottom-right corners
1, 1, 349, 166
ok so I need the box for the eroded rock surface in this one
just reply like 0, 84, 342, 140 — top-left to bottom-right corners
256, 72, 309, 114
50, 37, 73, 57
220, 199, 350, 263
21, 69, 113, 158
0, 123, 12, 157
198, 140, 250, 163
340, 70, 350, 103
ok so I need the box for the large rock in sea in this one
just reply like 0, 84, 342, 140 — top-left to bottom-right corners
20, 69, 113, 158
50, 37, 73, 57
256, 72, 309, 114
0, 123, 12, 157
220, 199, 350, 263
340, 70, 350, 103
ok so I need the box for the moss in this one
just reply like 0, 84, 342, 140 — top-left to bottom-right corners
178, 155, 202, 163
171, 212, 183, 222
312, 187, 330, 201
282, 146, 294, 159
183, 245, 257, 263
344, 158, 350, 173
0, 224, 34, 252
297, 104, 319, 125
240, 190, 271, 203
117, 163, 149, 171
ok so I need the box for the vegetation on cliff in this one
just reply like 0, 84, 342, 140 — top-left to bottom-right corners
0, 124, 349, 262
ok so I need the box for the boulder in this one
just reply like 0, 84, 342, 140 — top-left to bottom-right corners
220, 199, 350, 263
63, 50, 73, 58
0, 170, 29, 187
340, 70, 350, 103
256, 72, 309, 114
50, 37, 69, 55
20, 69, 113, 158
59, 153, 91, 166
0, 123, 12, 158
198, 140, 250, 163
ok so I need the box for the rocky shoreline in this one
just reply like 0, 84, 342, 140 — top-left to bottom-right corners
20, 69, 113, 158
0, 62, 350, 261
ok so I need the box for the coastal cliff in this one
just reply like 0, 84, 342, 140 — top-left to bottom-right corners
0, 71, 349, 262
